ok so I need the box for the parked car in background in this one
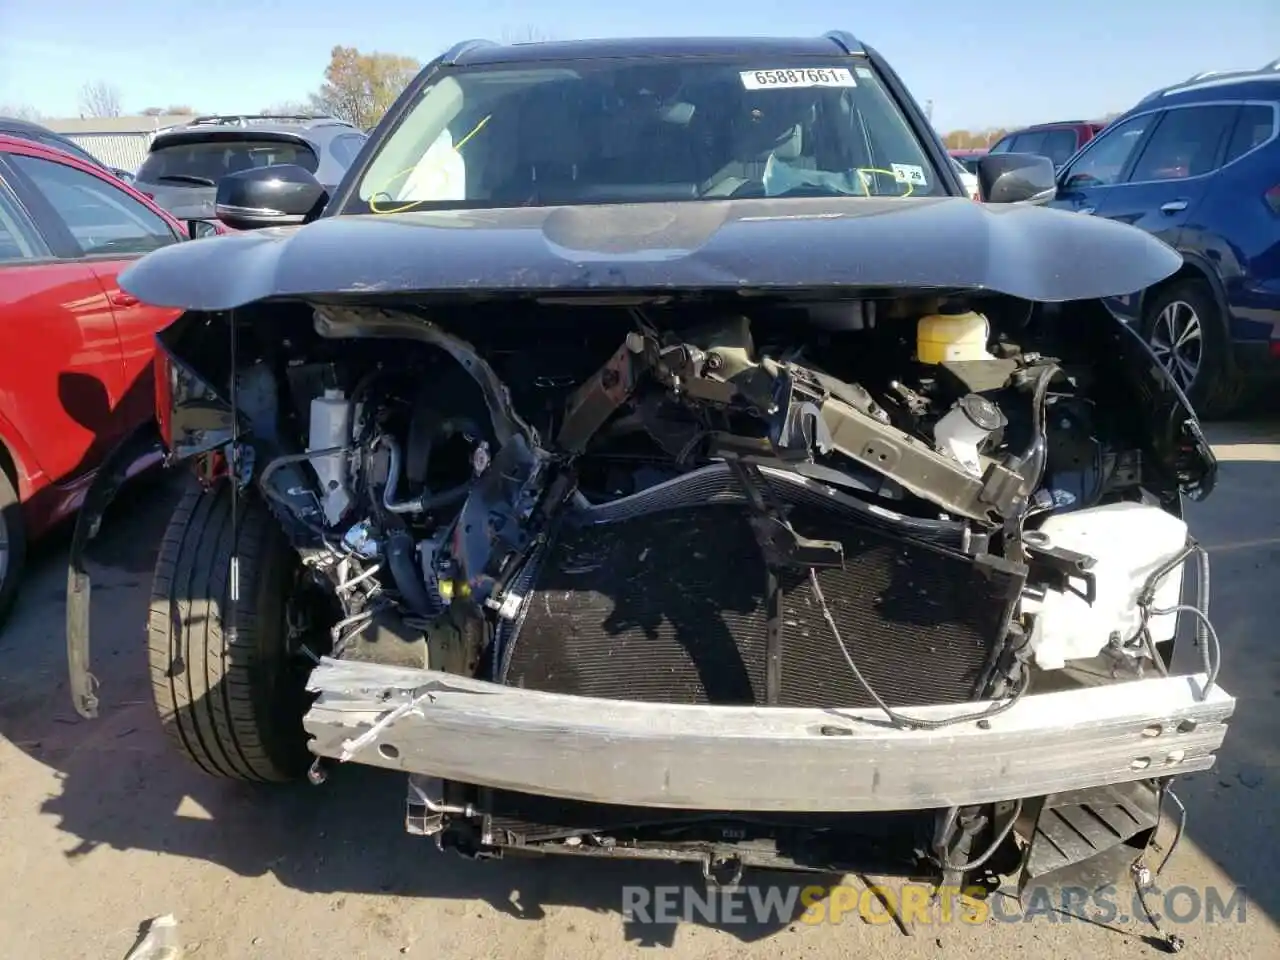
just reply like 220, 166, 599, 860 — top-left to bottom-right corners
948, 147, 986, 175
1047, 60, 1280, 415
989, 120, 1105, 171
949, 155, 980, 199
0, 116, 137, 183
132, 114, 368, 224
0, 134, 205, 624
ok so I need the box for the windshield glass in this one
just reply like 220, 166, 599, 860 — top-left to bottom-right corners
137, 139, 319, 186
350, 56, 945, 213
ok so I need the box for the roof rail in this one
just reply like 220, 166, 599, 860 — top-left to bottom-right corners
442, 38, 497, 63
823, 30, 865, 55
1138, 62, 1280, 104
186, 113, 347, 127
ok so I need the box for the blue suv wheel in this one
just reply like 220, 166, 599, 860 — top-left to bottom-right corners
1047, 64, 1280, 419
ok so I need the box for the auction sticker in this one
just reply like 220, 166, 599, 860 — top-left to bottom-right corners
891, 163, 928, 186
741, 68, 857, 89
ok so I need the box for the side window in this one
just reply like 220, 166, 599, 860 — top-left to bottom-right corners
987, 136, 1013, 154
1128, 105, 1238, 182
1039, 128, 1080, 167
1010, 132, 1046, 155
330, 133, 368, 168
1223, 104, 1277, 164
0, 187, 40, 262
1061, 113, 1154, 187
8, 153, 179, 257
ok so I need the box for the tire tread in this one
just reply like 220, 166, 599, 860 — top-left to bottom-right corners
148, 481, 301, 782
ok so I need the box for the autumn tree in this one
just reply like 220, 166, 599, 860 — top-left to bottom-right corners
309, 46, 422, 129
942, 128, 1010, 149
79, 80, 122, 118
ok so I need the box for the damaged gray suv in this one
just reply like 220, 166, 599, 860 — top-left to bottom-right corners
67, 33, 1231, 927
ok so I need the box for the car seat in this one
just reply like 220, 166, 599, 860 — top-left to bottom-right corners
489, 89, 592, 205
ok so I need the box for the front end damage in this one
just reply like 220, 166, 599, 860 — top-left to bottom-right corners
69, 278, 1229, 916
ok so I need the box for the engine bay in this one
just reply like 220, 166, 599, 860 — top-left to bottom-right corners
150, 290, 1214, 707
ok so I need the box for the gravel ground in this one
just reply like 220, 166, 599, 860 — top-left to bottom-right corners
1, 422, 1277, 959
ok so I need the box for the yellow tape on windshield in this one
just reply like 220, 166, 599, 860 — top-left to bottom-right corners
368, 114, 492, 214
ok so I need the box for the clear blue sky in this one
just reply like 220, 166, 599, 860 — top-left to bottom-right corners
1, 0, 1276, 131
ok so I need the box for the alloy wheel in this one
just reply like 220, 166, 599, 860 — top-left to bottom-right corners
1148, 299, 1203, 391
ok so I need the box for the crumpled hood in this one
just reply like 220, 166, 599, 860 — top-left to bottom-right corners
119, 196, 1182, 311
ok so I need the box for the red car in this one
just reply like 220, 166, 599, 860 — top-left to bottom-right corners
987, 121, 1106, 171
0, 135, 206, 623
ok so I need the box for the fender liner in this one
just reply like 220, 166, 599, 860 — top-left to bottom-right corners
66, 422, 165, 719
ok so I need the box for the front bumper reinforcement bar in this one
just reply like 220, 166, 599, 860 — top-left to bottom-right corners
303, 658, 1233, 812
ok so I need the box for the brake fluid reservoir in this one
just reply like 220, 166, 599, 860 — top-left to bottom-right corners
916, 310, 990, 364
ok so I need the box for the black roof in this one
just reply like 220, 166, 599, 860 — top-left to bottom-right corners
445, 33, 865, 67
0, 116, 111, 169
1015, 120, 1101, 130
0, 116, 46, 135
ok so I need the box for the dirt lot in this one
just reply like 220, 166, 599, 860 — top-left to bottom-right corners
1, 422, 1278, 959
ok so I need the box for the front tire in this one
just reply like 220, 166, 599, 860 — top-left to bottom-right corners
0, 466, 27, 629
148, 481, 313, 781
1142, 279, 1240, 419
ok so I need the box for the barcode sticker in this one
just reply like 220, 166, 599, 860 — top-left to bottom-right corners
741, 68, 857, 90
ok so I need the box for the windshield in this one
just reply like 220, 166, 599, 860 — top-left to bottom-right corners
137, 138, 319, 186
349, 56, 945, 213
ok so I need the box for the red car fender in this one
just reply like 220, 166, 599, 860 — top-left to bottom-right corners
0, 409, 46, 502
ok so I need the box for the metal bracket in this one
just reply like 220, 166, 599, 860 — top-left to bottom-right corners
1022, 532, 1098, 605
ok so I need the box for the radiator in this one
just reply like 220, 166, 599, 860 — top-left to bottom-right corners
498, 501, 1021, 710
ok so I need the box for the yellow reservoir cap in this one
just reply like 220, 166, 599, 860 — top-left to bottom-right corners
916, 311, 990, 365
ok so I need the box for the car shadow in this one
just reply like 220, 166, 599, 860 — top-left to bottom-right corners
1165, 421, 1280, 926
13, 369, 160, 586
0, 472, 839, 947
0, 422, 1277, 941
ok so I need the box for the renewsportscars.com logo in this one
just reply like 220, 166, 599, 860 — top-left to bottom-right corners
621, 882, 1250, 926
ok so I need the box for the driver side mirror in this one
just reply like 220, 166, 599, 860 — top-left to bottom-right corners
976, 153, 1057, 205
215, 164, 328, 231
186, 219, 220, 240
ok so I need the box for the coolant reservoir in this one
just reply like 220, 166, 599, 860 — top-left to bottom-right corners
916, 310, 990, 364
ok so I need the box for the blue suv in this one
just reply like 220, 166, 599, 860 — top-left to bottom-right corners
1048, 62, 1280, 416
